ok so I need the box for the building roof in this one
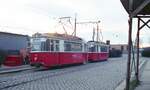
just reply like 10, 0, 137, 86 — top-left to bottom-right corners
120, 0, 150, 17
0, 31, 28, 37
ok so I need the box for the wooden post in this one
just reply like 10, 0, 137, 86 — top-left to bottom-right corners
126, 17, 132, 90
136, 18, 140, 82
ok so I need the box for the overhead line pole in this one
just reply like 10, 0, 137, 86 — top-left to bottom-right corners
74, 14, 77, 36
76, 20, 101, 42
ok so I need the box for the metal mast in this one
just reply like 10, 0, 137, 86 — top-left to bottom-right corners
74, 14, 77, 36
77, 20, 101, 42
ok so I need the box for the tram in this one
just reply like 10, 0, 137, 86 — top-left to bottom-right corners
29, 33, 88, 67
87, 41, 109, 62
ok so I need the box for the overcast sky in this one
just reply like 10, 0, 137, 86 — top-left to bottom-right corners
0, 0, 149, 46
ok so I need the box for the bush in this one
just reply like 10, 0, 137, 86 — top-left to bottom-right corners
141, 47, 150, 57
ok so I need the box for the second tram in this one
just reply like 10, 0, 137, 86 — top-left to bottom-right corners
87, 41, 109, 62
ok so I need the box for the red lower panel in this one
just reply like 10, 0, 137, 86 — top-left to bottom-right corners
88, 52, 109, 61
98, 53, 109, 61
3, 55, 22, 66
88, 53, 98, 61
30, 52, 59, 67
30, 52, 88, 67
59, 52, 87, 65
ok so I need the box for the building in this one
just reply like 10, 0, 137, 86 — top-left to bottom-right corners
110, 44, 128, 54
0, 31, 29, 51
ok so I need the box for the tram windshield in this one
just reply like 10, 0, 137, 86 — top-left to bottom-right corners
31, 38, 60, 52
31, 40, 43, 51
31, 42, 41, 51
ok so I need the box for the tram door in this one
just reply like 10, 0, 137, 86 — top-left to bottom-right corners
45, 39, 60, 66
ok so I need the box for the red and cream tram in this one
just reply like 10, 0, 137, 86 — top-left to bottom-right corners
30, 33, 88, 68
87, 41, 109, 62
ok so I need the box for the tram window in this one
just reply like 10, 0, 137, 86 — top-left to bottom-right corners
41, 42, 46, 51
55, 40, 59, 51
89, 46, 96, 52
71, 43, 82, 51
101, 46, 107, 52
50, 40, 54, 51
55, 45, 59, 51
64, 42, 71, 51
64, 41, 82, 51
96, 45, 99, 52
84, 44, 87, 52
46, 39, 50, 51
55, 40, 59, 43
31, 42, 41, 51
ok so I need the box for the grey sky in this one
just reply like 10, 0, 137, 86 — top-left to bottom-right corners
0, 0, 149, 45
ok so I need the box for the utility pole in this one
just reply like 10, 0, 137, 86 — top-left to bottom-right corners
92, 27, 95, 41
96, 21, 100, 42
74, 14, 77, 36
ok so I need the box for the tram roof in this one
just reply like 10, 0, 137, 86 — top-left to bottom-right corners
32, 33, 83, 41
120, 0, 150, 17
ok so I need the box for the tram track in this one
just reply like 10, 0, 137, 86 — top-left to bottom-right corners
0, 66, 48, 76
0, 61, 109, 89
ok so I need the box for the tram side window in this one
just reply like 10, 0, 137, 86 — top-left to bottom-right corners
46, 39, 50, 51
101, 46, 107, 52
89, 45, 96, 52
55, 40, 59, 51
64, 42, 71, 51
46, 39, 60, 51
84, 44, 87, 52
41, 42, 46, 51
71, 43, 82, 51
64, 41, 82, 51
50, 40, 54, 51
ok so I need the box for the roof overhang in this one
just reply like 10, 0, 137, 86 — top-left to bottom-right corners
120, 0, 150, 17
